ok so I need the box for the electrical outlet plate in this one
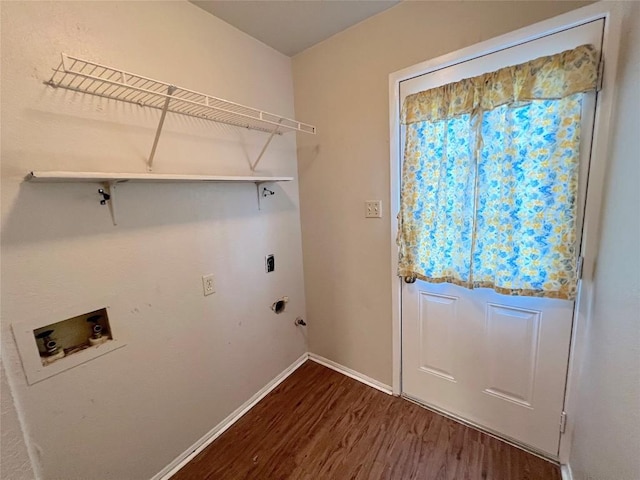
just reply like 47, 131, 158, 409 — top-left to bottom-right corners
365, 200, 382, 218
202, 274, 215, 296
266, 254, 275, 273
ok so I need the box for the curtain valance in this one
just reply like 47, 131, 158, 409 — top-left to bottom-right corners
402, 44, 599, 125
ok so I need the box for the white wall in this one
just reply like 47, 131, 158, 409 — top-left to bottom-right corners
1, 362, 36, 480
292, 0, 589, 385
569, 3, 640, 479
0, 2, 307, 479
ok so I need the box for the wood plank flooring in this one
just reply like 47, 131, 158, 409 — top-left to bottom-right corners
172, 361, 560, 480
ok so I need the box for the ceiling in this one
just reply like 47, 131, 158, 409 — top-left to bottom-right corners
191, 1, 400, 57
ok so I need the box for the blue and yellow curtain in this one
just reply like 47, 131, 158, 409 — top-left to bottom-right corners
398, 45, 600, 299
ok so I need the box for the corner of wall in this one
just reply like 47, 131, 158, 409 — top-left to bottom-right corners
1, 359, 38, 480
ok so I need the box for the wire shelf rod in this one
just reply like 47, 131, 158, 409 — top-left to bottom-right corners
83, 71, 110, 92
75, 64, 101, 90
183, 105, 210, 117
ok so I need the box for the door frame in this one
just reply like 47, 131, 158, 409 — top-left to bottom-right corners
388, 1, 622, 465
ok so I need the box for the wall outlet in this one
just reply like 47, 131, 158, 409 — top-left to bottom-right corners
365, 200, 382, 218
202, 274, 215, 296
266, 254, 275, 273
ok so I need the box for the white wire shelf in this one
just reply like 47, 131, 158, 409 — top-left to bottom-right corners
46, 53, 316, 136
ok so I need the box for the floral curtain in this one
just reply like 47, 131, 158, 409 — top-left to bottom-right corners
398, 45, 599, 299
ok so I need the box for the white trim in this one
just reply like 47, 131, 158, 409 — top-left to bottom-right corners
388, 0, 622, 464
152, 353, 309, 480
561, 463, 574, 480
308, 353, 393, 395
389, 72, 402, 395
153, 352, 391, 479
558, 2, 623, 466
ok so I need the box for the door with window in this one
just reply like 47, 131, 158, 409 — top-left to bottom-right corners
399, 20, 602, 458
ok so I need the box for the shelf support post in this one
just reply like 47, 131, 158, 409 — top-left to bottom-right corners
100, 182, 118, 226
256, 182, 263, 210
147, 85, 177, 172
250, 119, 283, 172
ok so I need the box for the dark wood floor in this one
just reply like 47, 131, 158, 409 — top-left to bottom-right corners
173, 361, 560, 480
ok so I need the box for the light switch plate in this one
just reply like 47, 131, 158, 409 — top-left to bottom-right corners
365, 200, 382, 218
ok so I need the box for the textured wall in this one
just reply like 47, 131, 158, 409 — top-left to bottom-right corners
569, 3, 640, 480
292, 0, 589, 385
1, 362, 36, 480
1, 2, 306, 479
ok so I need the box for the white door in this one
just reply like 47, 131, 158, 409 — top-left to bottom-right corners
400, 20, 602, 458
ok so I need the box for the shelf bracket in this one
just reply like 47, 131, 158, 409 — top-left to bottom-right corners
256, 182, 263, 210
256, 182, 276, 211
250, 119, 283, 172
99, 182, 118, 226
147, 85, 177, 172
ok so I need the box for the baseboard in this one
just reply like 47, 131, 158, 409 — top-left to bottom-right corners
153, 352, 392, 479
308, 353, 393, 395
151, 352, 309, 480
561, 463, 573, 480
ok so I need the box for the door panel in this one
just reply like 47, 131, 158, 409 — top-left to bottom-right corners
400, 20, 603, 458
418, 292, 458, 381
484, 303, 541, 407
